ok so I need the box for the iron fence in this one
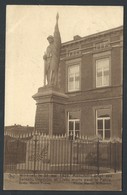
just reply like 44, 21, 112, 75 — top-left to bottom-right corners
4, 131, 122, 175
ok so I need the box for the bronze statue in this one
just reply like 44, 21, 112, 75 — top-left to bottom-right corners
43, 13, 61, 86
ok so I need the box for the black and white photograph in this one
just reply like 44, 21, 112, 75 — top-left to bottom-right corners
4, 5, 123, 190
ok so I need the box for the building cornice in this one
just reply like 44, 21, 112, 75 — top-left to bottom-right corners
62, 26, 123, 47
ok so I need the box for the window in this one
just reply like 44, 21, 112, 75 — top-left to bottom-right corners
96, 58, 110, 87
96, 109, 111, 140
68, 111, 80, 140
68, 65, 80, 92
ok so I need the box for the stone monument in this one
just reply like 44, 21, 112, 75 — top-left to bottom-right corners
33, 13, 68, 135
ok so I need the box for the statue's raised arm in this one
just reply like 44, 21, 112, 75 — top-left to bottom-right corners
43, 13, 61, 86
51, 13, 61, 85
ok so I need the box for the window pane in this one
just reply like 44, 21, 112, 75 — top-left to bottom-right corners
75, 73, 79, 89
97, 120, 103, 129
97, 71, 102, 77
98, 130, 103, 138
103, 68, 109, 86
96, 76, 102, 87
69, 121, 73, 130
96, 64, 102, 87
104, 69, 109, 76
68, 74, 74, 91
96, 61, 102, 69
103, 59, 109, 69
75, 82, 79, 89
75, 77, 79, 89
103, 75, 109, 86
69, 75, 74, 82
105, 130, 110, 139
105, 119, 110, 129
69, 131, 73, 140
75, 130, 80, 137
75, 73, 79, 81
75, 121, 80, 130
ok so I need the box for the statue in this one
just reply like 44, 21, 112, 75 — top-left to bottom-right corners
43, 13, 61, 86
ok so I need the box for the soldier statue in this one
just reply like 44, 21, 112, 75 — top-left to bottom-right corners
43, 13, 61, 86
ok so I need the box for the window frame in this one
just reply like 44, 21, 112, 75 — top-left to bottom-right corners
96, 57, 110, 88
66, 58, 81, 93
93, 51, 111, 89
95, 108, 111, 140
67, 110, 81, 140
68, 64, 80, 92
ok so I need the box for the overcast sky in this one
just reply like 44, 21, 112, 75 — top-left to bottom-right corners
5, 5, 123, 126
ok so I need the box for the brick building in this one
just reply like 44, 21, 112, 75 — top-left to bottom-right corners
60, 25, 123, 140
33, 26, 123, 140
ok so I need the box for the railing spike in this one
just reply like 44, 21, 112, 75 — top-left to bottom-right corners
44, 133, 46, 138
46, 134, 49, 139
55, 135, 58, 139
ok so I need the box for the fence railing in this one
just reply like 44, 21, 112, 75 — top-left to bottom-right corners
4, 131, 122, 175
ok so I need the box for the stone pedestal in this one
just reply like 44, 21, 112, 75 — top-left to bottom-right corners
32, 86, 68, 135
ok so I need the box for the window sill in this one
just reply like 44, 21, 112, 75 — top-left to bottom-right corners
66, 90, 81, 95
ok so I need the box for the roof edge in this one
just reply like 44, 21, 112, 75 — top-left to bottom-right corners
62, 25, 123, 46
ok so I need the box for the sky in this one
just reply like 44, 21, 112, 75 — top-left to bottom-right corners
5, 5, 123, 126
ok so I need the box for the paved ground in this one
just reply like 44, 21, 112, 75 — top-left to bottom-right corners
3, 172, 122, 191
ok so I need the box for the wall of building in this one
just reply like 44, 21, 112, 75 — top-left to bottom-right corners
58, 27, 123, 139
65, 98, 122, 138
111, 47, 122, 86
81, 53, 93, 91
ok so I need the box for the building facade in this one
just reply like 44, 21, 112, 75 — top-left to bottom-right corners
57, 26, 123, 140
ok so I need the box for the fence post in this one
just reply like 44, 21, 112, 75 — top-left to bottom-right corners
114, 141, 117, 173
16, 139, 19, 173
4, 136, 8, 172
70, 139, 73, 174
33, 132, 38, 175
77, 142, 79, 164
109, 141, 111, 169
97, 139, 100, 175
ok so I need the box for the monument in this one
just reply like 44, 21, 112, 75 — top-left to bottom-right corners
32, 13, 68, 135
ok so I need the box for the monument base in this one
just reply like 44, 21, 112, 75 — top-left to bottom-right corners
32, 85, 68, 135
